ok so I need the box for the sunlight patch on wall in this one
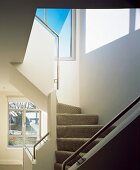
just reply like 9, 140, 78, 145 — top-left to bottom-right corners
135, 9, 140, 31
86, 9, 130, 53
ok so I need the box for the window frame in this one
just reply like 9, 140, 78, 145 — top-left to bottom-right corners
36, 8, 76, 61
8, 98, 41, 148
59, 9, 76, 61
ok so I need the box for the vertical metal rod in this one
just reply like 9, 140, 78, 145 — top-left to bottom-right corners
33, 145, 36, 160
57, 37, 59, 90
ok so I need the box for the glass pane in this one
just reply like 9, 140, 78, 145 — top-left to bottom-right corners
25, 137, 38, 146
36, 8, 44, 21
8, 101, 37, 110
25, 102, 37, 109
36, 8, 72, 58
8, 101, 24, 109
9, 111, 22, 135
46, 9, 70, 34
59, 9, 72, 58
46, 9, 72, 58
8, 136, 23, 146
25, 111, 40, 136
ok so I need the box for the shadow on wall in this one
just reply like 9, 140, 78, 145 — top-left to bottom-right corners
80, 9, 140, 124
85, 9, 139, 54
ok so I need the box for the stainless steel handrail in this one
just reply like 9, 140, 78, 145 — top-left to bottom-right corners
35, 15, 59, 37
24, 132, 50, 160
35, 15, 59, 89
33, 132, 50, 159
62, 96, 140, 170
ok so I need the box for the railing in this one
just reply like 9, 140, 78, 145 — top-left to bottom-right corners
35, 15, 59, 89
62, 96, 140, 170
33, 132, 50, 159
24, 132, 50, 160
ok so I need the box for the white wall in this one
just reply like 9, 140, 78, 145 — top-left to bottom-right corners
0, 91, 23, 165
17, 19, 55, 96
79, 9, 140, 124
10, 64, 48, 113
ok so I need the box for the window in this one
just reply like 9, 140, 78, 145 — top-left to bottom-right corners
86, 9, 130, 53
36, 8, 76, 60
8, 99, 41, 147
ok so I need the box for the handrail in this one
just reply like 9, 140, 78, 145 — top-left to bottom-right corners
35, 15, 59, 89
33, 132, 50, 159
35, 15, 59, 37
62, 96, 140, 170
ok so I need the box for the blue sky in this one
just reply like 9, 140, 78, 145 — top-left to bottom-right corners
36, 8, 70, 34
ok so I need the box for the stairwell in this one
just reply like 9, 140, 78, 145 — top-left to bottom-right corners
54, 103, 115, 170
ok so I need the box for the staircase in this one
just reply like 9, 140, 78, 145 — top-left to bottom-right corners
54, 103, 114, 170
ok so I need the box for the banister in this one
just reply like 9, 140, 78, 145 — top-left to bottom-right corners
35, 15, 59, 37
62, 96, 140, 170
35, 15, 60, 90
33, 132, 50, 159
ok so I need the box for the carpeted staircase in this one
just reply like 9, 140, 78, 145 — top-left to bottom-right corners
54, 103, 114, 170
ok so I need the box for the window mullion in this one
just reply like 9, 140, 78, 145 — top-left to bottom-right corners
22, 108, 26, 146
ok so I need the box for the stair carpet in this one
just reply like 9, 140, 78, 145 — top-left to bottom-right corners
54, 103, 114, 170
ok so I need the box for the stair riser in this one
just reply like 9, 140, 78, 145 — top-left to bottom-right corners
57, 139, 100, 152
55, 151, 71, 164
57, 103, 81, 114
55, 151, 82, 165
57, 126, 115, 138
54, 163, 69, 170
57, 115, 98, 125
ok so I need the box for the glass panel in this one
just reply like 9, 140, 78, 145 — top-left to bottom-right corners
46, 8, 71, 58
8, 136, 23, 146
8, 100, 41, 147
25, 102, 37, 109
46, 9, 70, 34
25, 111, 40, 136
25, 137, 38, 146
9, 111, 22, 135
36, 9, 44, 22
36, 8, 72, 58
8, 102, 24, 109
8, 101, 37, 110
59, 9, 72, 58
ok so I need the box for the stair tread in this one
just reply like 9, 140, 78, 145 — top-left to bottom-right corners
57, 103, 81, 114
57, 137, 102, 141
55, 150, 74, 154
55, 102, 115, 169
57, 125, 103, 127
57, 113, 98, 116
55, 150, 85, 157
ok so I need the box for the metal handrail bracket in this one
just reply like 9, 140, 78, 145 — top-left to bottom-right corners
62, 96, 140, 170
